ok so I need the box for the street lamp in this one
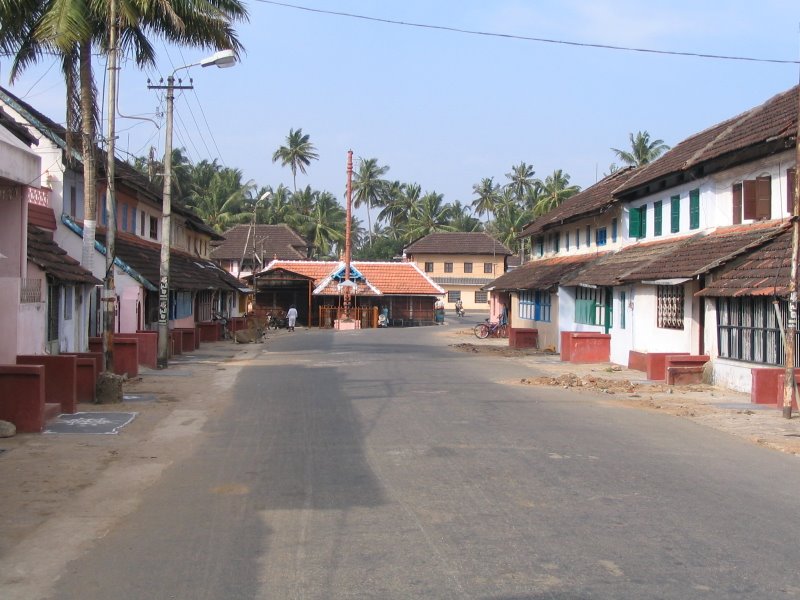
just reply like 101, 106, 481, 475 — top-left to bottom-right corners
150, 49, 237, 369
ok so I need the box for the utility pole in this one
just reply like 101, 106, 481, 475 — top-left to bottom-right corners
149, 73, 192, 369
103, 0, 118, 373
783, 85, 800, 419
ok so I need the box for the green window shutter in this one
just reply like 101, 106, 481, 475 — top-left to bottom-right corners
639, 205, 647, 238
629, 206, 641, 238
689, 189, 700, 229
670, 195, 680, 233
654, 201, 663, 236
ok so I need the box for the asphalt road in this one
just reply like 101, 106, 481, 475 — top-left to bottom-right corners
52, 326, 800, 599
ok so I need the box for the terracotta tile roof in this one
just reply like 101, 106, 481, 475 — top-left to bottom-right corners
264, 260, 445, 296
697, 229, 793, 297
620, 220, 789, 282
561, 238, 690, 287
404, 232, 512, 256
616, 86, 798, 197
28, 202, 57, 231
487, 254, 600, 292
95, 230, 244, 292
520, 167, 637, 238
210, 224, 310, 261
27, 225, 101, 285
0, 86, 220, 239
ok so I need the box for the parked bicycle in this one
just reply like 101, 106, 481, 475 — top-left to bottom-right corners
212, 311, 232, 340
473, 319, 508, 339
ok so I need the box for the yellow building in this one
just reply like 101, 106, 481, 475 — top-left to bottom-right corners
403, 232, 513, 312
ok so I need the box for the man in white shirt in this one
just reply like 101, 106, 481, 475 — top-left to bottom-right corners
286, 305, 298, 331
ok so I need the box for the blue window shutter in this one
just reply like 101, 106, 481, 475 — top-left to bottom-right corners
689, 189, 700, 229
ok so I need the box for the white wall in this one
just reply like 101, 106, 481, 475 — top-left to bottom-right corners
711, 359, 754, 393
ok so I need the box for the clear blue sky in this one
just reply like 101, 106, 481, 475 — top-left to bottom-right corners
3, 0, 799, 214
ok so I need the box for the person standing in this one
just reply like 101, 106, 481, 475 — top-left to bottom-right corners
286, 305, 298, 331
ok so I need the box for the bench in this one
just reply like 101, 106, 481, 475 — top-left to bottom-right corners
0, 364, 54, 433
665, 355, 710, 385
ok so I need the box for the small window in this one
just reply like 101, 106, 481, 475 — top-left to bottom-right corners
689, 188, 700, 230
595, 227, 607, 246
654, 201, 663, 236
611, 219, 618, 242
585, 225, 591, 247
629, 205, 647, 239
576, 228, 580, 249
552, 232, 560, 253
565, 232, 570, 250
63, 286, 74, 321
670, 195, 680, 233
149, 216, 158, 240
424, 262, 434, 273
69, 186, 77, 217
619, 291, 626, 329
536, 239, 544, 257
131, 207, 137, 233
464, 262, 473, 273
474, 290, 487, 303
484, 263, 493, 274
447, 290, 461, 302
140, 212, 146, 236
743, 176, 771, 221
121, 204, 128, 231
444, 262, 453, 273
787, 168, 796, 214
657, 285, 684, 329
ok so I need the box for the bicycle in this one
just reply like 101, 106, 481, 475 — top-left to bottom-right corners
212, 312, 232, 341
473, 319, 508, 339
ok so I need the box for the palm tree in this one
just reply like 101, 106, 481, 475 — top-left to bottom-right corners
505, 162, 537, 202
471, 177, 500, 223
1, 0, 247, 269
449, 201, 482, 233
611, 131, 670, 167
405, 192, 455, 240
535, 169, 581, 216
305, 191, 345, 258
272, 128, 319, 192
192, 167, 250, 232
351, 157, 390, 245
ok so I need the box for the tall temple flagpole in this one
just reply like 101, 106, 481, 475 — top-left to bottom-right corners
344, 150, 353, 318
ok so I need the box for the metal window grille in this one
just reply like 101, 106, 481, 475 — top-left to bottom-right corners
444, 262, 453, 273
424, 262, 433, 272
197, 290, 213, 322
474, 290, 487, 303
464, 262, 473, 273
717, 297, 790, 366
20, 278, 43, 303
447, 290, 461, 302
657, 285, 684, 329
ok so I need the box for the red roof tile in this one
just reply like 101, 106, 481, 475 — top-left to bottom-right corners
697, 228, 794, 297
616, 86, 798, 197
264, 260, 445, 296
210, 224, 310, 261
520, 167, 637, 238
487, 254, 600, 291
27, 225, 101, 284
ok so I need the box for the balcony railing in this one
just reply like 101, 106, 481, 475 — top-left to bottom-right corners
25, 186, 50, 207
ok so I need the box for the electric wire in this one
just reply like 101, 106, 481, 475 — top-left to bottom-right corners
255, 0, 800, 65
